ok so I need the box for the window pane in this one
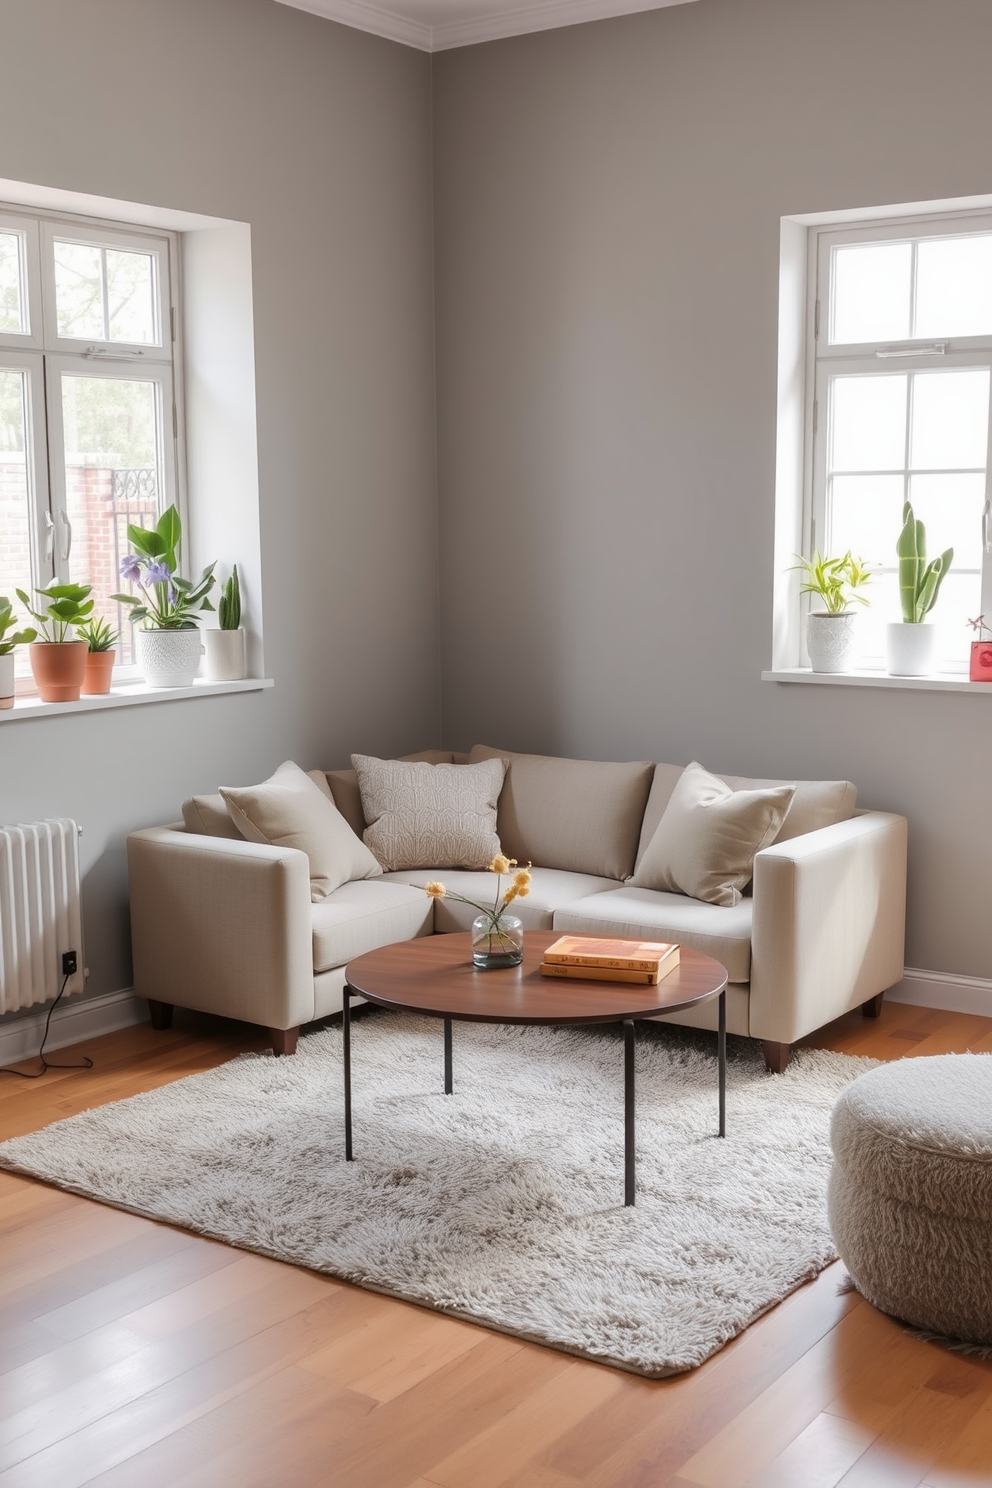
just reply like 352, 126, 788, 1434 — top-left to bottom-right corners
60, 375, 162, 664
54, 241, 104, 340
107, 249, 156, 344
830, 374, 907, 471
0, 369, 35, 677
829, 473, 904, 566
0, 233, 25, 335
907, 472, 985, 570
915, 235, 992, 339
928, 571, 980, 670
831, 242, 911, 344
910, 369, 990, 470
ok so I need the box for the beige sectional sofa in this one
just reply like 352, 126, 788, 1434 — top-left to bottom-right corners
127, 746, 908, 1071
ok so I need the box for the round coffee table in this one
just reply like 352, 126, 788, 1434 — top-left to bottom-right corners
343, 930, 729, 1206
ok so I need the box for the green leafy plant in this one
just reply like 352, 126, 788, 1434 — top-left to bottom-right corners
791, 551, 874, 613
0, 595, 37, 654
897, 502, 953, 623
76, 616, 119, 652
218, 565, 241, 631
110, 504, 216, 630
15, 583, 94, 642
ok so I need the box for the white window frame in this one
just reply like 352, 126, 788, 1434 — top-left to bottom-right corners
0, 201, 186, 690
798, 207, 992, 676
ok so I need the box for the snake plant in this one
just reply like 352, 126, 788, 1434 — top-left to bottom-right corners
897, 502, 953, 624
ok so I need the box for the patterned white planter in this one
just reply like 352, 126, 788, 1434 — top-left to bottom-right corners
136, 628, 204, 688
886, 622, 935, 677
203, 628, 246, 681
806, 611, 856, 673
0, 652, 14, 710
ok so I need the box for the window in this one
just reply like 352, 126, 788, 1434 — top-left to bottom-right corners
0, 205, 181, 684
806, 211, 992, 673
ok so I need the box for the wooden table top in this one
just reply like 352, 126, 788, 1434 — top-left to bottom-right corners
345, 931, 728, 1026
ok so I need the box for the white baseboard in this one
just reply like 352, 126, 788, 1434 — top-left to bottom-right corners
0, 987, 146, 1067
887, 967, 992, 1018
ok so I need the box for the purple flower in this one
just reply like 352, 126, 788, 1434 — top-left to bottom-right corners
119, 552, 143, 581
145, 561, 173, 585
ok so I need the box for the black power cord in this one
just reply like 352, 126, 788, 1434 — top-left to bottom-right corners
0, 971, 94, 1079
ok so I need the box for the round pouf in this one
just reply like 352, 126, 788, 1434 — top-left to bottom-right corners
829, 1054, 992, 1344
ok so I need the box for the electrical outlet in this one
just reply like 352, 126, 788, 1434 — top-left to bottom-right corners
62, 950, 77, 976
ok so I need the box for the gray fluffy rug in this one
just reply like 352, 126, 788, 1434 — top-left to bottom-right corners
0, 1012, 875, 1377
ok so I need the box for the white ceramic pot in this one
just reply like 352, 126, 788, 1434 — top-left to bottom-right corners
136, 627, 204, 688
806, 611, 856, 673
886, 622, 935, 677
0, 651, 14, 710
203, 628, 246, 682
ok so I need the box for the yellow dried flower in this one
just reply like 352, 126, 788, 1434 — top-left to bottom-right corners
424, 881, 447, 899
513, 869, 531, 889
502, 885, 518, 904
489, 854, 512, 875
515, 885, 530, 899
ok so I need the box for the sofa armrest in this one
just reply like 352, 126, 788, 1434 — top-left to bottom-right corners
127, 827, 316, 1032
749, 811, 908, 1044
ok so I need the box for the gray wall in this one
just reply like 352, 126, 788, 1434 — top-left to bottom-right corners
433, 0, 992, 978
0, 0, 439, 1006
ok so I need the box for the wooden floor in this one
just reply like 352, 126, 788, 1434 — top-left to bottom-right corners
1, 1002, 992, 1488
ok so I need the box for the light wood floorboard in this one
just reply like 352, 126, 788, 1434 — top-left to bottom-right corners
0, 1001, 990, 1486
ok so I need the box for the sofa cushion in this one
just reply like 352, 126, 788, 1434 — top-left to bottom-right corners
384, 867, 619, 932
220, 761, 382, 902
629, 762, 795, 907
634, 763, 858, 870
182, 793, 243, 839
468, 744, 654, 881
353, 755, 507, 872
319, 750, 459, 838
312, 880, 433, 973
553, 887, 753, 984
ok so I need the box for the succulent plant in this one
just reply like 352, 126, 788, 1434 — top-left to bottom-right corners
218, 566, 241, 631
897, 502, 953, 624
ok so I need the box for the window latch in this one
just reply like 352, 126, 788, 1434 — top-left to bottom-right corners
984, 500, 991, 556
875, 342, 949, 359
82, 345, 147, 362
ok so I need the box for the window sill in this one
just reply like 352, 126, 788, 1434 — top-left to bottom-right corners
0, 676, 273, 722
762, 668, 989, 694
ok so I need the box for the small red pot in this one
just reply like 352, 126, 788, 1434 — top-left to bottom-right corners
970, 640, 992, 682
81, 650, 116, 696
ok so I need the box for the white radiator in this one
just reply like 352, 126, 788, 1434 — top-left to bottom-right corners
0, 819, 85, 1014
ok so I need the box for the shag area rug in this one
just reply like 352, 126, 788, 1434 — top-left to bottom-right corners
0, 1012, 875, 1377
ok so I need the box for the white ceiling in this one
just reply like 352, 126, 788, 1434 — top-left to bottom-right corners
275, 0, 698, 53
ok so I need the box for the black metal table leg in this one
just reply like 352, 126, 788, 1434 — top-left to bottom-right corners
624, 1018, 635, 1206
343, 984, 353, 1161
444, 1016, 453, 1094
718, 988, 726, 1138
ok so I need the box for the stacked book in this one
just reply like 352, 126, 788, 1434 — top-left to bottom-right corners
539, 936, 680, 985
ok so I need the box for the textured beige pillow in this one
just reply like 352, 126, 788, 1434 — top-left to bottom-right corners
352, 754, 506, 872
220, 760, 382, 902
629, 761, 796, 907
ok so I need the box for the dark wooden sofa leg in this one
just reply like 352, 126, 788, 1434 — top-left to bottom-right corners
147, 999, 173, 1030
269, 1026, 300, 1056
862, 993, 884, 1018
762, 1040, 791, 1074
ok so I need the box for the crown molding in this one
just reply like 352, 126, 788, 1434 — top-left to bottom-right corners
275, 0, 698, 53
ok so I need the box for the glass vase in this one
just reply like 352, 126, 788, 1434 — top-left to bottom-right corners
472, 913, 524, 969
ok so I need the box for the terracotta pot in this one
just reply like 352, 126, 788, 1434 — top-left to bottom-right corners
81, 649, 116, 696
29, 641, 88, 703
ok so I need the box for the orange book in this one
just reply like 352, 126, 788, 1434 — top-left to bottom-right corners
539, 961, 662, 986
543, 936, 680, 975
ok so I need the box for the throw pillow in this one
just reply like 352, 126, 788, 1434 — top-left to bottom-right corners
352, 754, 507, 872
628, 761, 796, 907
220, 760, 382, 902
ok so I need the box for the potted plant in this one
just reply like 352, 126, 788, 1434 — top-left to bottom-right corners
887, 502, 953, 677
111, 505, 216, 688
791, 550, 873, 673
15, 583, 94, 702
204, 565, 246, 682
77, 616, 120, 696
967, 615, 992, 682
0, 596, 36, 710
